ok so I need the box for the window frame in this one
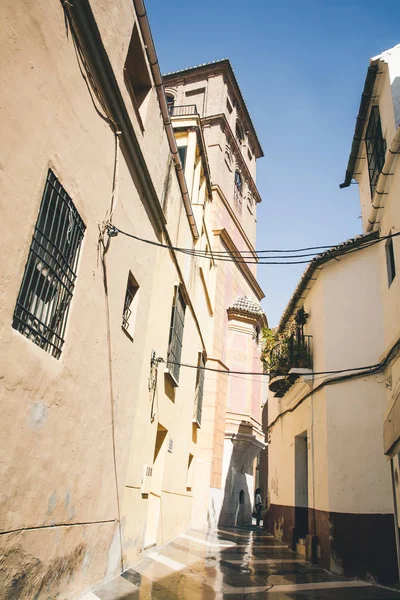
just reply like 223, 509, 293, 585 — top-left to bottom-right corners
12, 169, 85, 358
166, 285, 186, 386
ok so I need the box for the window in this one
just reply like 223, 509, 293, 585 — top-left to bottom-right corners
166, 93, 175, 115
386, 235, 396, 286
234, 170, 243, 212
12, 169, 85, 358
178, 146, 187, 171
365, 106, 386, 198
122, 273, 139, 337
226, 98, 233, 114
236, 120, 245, 145
167, 286, 186, 385
124, 24, 152, 128
193, 352, 205, 426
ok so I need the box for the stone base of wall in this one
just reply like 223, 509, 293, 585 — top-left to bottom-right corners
268, 503, 398, 584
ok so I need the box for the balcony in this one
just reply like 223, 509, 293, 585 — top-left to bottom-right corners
268, 334, 312, 398
168, 104, 198, 117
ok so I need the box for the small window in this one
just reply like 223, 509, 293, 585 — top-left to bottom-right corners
255, 324, 261, 345
166, 93, 175, 115
122, 273, 139, 337
178, 146, 187, 171
236, 121, 244, 145
226, 98, 233, 114
167, 286, 186, 385
365, 106, 386, 198
235, 170, 243, 192
234, 170, 243, 212
12, 169, 85, 358
386, 235, 396, 286
124, 24, 152, 128
193, 352, 205, 426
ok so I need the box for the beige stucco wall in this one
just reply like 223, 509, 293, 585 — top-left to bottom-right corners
0, 1, 216, 597
268, 244, 392, 516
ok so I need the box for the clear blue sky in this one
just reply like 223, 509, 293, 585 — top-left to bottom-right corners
147, 0, 400, 326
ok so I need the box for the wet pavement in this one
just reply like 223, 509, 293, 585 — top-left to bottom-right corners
83, 526, 400, 599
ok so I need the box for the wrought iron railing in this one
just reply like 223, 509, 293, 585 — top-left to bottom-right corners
168, 104, 198, 117
268, 334, 312, 398
269, 334, 313, 376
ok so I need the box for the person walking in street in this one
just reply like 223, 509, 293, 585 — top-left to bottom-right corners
254, 488, 264, 527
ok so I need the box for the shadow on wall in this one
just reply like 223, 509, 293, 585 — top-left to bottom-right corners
218, 422, 258, 528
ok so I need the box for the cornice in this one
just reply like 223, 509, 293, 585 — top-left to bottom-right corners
213, 227, 264, 301
201, 114, 262, 203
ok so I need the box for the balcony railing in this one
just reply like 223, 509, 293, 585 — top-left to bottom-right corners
269, 334, 312, 398
168, 104, 198, 117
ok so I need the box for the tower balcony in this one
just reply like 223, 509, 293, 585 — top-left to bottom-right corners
168, 104, 198, 117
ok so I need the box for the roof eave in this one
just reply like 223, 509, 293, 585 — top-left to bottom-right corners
339, 64, 379, 189
277, 231, 379, 332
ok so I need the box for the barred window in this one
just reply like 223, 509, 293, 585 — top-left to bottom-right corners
365, 106, 386, 198
166, 286, 186, 385
12, 169, 85, 358
193, 352, 205, 427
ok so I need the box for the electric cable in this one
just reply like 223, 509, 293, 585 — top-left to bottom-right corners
105, 223, 400, 266
161, 357, 382, 378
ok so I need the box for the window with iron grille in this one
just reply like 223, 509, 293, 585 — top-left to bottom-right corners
365, 106, 386, 198
12, 169, 85, 358
166, 286, 186, 385
122, 272, 139, 337
193, 352, 205, 427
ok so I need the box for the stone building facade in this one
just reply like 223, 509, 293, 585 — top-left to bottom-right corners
165, 62, 267, 529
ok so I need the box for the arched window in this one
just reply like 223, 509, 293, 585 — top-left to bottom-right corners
235, 170, 242, 192
236, 120, 244, 144
234, 170, 243, 212
239, 489, 245, 504
166, 93, 175, 115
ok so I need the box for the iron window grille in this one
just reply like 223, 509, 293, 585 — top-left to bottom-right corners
365, 106, 386, 198
193, 352, 205, 426
12, 169, 85, 358
166, 286, 186, 384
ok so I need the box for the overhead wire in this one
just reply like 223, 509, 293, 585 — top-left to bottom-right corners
105, 223, 400, 266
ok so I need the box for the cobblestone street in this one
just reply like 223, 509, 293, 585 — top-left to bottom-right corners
83, 527, 400, 599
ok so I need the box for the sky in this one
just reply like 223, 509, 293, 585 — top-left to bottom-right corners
147, 0, 400, 326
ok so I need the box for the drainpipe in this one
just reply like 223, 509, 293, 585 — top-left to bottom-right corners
132, 0, 199, 240
367, 126, 400, 232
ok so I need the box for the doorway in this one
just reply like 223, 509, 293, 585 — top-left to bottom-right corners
295, 431, 309, 541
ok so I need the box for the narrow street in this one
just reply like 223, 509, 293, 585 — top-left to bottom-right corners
83, 527, 400, 599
